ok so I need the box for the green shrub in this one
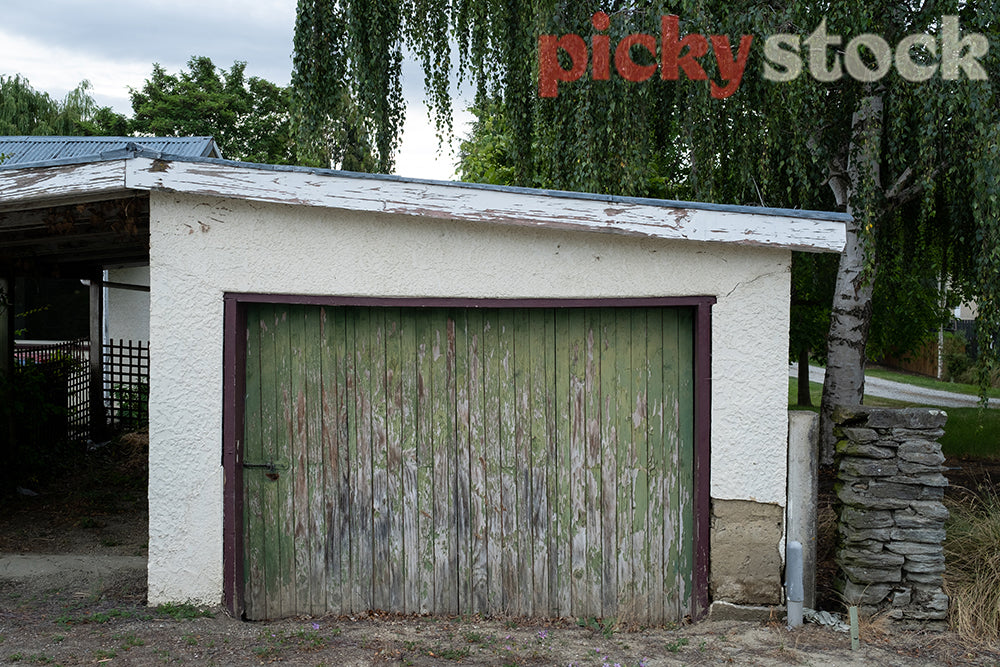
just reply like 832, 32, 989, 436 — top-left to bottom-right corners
2, 353, 82, 476
112, 382, 149, 430
943, 332, 973, 383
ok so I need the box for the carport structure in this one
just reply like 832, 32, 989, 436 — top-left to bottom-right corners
0, 138, 219, 471
0, 143, 846, 622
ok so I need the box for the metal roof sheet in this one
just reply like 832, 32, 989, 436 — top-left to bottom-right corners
0, 136, 221, 166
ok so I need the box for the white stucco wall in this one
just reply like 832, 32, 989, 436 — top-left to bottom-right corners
147, 192, 792, 606
106, 265, 150, 342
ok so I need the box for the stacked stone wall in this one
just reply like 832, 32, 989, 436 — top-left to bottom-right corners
832, 406, 949, 623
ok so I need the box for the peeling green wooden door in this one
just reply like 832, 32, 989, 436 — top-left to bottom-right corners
243, 304, 694, 621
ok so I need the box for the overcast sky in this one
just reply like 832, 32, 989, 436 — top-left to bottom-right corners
0, 0, 471, 180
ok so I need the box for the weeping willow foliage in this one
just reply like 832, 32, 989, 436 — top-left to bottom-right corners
292, 0, 1000, 394
0, 76, 122, 136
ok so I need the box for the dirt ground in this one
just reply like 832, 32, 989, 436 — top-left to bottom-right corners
1, 440, 999, 666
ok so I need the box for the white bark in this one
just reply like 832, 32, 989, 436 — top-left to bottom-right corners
819, 93, 884, 464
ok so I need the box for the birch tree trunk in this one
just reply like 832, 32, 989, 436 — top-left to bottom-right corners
819, 92, 884, 464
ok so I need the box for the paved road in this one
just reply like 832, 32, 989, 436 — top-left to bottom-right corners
789, 363, 1000, 409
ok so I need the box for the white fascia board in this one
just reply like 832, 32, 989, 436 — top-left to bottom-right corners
126, 156, 846, 253
0, 159, 129, 211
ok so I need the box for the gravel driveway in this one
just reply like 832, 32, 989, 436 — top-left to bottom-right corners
789, 364, 1000, 409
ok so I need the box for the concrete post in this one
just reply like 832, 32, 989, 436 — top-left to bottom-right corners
89, 273, 107, 440
787, 410, 819, 609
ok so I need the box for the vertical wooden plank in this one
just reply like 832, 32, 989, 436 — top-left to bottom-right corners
677, 308, 696, 617
584, 309, 603, 618
319, 308, 341, 614
645, 308, 666, 624
525, 309, 546, 616
334, 308, 354, 615
302, 307, 326, 615
554, 309, 573, 617
495, 310, 516, 613
511, 309, 532, 616
399, 310, 420, 613
256, 304, 280, 619
542, 309, 558, 617
415, 309, 435, 613
370, 310, 390, 611
467, 310, 488, 613
615, 309, 634, 614
287, 306, 311, 615
267, 307, 289, 616
352, 308, 374, 612
482, 311, 503, 614
432, 312, 457, 613
243, 305, 265, 619
630, 309, 649, 622
384, 309, 405, 612
660, 308, 681, 620
567, 309, 587, 617
453, 311, 472, 613
274, 306, 297, 617
599, 308, 618, 616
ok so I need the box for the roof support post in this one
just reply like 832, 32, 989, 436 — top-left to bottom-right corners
0, 271, 14, 491
89, 271, 107, 441
0, 268, 15, 492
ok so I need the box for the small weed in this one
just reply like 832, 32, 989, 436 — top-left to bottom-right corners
295, 628, 326, 649
463, 631, 484, 644
505, 619, 518, 629
78, 517, 100, 529
90, 609, 133, 623
50, 636, 64, 644
253, 644, 281, 660
156, 602, 214, 619
253, 630, 290, 660
29, 655, 56, 664
184, 634, 198, 646
577, 616, 617, 639
403, 640, 420, 651
699, 640, 707, 651
666, 637, 689, 653
100, 537, 122, 547
7, 653, 23, 662
114, 632, 145, 650
94, 649, 117, 660
431, 646, 471, 660
56, 608, 135, 625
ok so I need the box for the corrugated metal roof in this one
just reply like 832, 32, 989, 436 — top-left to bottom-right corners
0, 136, 221, 166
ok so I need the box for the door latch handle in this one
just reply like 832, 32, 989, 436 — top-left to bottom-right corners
243, 459, 287, 480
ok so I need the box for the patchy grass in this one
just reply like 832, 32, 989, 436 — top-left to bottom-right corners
155, 602, 214, 620
788, 378, 914, 411
789, 379, 1000, 459
939, 408, 1000, 459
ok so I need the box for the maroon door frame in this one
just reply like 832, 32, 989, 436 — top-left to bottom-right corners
222, 294, 714, 619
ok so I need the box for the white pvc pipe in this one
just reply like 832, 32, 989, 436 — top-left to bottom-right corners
786, 540, 804, 628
